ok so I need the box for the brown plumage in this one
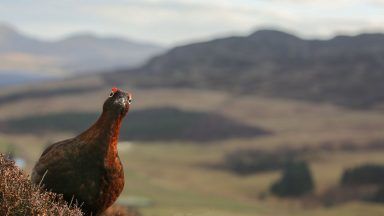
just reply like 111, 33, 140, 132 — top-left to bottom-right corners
31, 88, 132, 215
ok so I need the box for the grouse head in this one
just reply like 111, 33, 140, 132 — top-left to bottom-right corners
103, 87, 133, 117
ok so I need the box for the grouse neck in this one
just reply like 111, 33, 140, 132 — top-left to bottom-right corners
79, 109, 124, 153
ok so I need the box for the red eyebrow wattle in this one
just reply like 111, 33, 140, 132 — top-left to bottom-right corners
111, 87, 118, 93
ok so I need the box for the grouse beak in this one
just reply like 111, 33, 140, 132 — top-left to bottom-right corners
127, 93, 132, 105
124, 92, 132, 110
115, 97, 125, 108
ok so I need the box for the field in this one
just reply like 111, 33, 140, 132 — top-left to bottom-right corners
121, 144, 384, 216
1, 81, 384, 215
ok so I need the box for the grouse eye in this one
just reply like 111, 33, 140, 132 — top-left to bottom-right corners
109, 91, 115, 97
128, 98, 132, 104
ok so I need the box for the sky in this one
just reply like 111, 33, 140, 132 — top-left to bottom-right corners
0, 0, 383, 46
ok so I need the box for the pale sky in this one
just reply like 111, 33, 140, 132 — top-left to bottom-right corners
0, 0, 383, 46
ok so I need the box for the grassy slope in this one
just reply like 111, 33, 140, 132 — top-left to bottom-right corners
1, 85, 384, 215
118, 143, 384, 216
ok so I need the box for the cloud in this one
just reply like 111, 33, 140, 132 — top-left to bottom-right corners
81, 1, 265, 44
0, 0, 383, 45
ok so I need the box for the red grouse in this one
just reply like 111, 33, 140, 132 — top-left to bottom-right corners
31, 87, 132, 215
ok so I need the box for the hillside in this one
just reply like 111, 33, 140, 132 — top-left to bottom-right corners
108, 29, 384, 108
2, 85, 384, 216
1, 25, 384, 215
1, 108, 269, 142
0, 23, 164, 85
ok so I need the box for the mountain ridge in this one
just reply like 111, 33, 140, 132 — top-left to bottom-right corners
0, 23, 163, 52
0, 23, 164, 83
107, 29, 384, 108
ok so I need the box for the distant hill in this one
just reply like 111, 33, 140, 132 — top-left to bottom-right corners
108, 29, 384, 108
2, 108, 270, 142
0, 23, 164, 85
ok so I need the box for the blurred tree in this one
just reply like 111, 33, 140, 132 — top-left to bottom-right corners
270, 161, 314, 197
341, 164, 384, 185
